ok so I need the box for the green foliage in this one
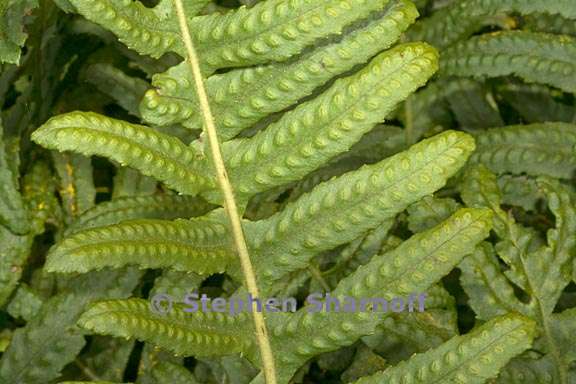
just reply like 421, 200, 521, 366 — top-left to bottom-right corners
82, 63, 149, 118
250, 131, 475, 290
219, 42, 438, 200
263, 208, 494, 382
45, 215, 236, 274
79, 298, 257, 360
0, 0, 39, 64
151, 361, 200, 384
0, 269, 142, 383
64, 193, 214, 234
52, 152, 96, 218
0, 118, 29, 233
1, 0, 576, 383
32, 112, 216, 196
353, 314, 536, 384
141, 0, 420, 135
470, 123, 576, 179
459, 164, 576, 383
0, 226, 34, 307
497, 83, 576, 123
440, 31, 576, 93
80, 336, 134, 382
524, 13, 576, 37
408, 0, 576, 49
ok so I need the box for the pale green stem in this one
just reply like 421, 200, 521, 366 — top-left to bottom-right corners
172, 2, 278, 383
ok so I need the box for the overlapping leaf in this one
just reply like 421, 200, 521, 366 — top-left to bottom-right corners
441, 31, 576, 93
31, 112, 216, 195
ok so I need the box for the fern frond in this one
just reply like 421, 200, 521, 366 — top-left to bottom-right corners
281, 159, 363, 207
444, 78, 503, 130
498, 83, 576, 123
111, 167, 157, 198
459, 242, 529, 320
187, 0, 396, 72
71, 207, 491, 384
333, 208, 492, 301
6, 284, 43, 322
81, 336, 134, 383
77, 298, 257, 360
398, 80, 453, 143
82, 63, 149, 117
352, 314, 535, 384
63, 0, 183, 58
460, 165, 576, 382
460, 164, 503, 214
65, 194, 215, 235
31, 111, 216, 195
408, 0, 576, 49
365, 285, 458, 354
52, 152, 96, 219
277, 125, 411, 206
45, 217, 235, 275
66, 0, 397, 73
0, 269, 141, 384
459, 164, 536, 289
172, 1, 280, 380
524, 13, 576, 37
0, 118, 29, 234
0, 0, 39, 64
337, 344, 387, 382
4, 0, 575, 382
151, 361, 200, 384
338, 124, 406, 164
136, 342, 183, 384
0, 226, 33, 306
149, 270, 204, 302
216, 42, 438, 199
496, 355, 576, 384
470, 123, 576, 179
440, 31, 576, 93
22, 160, 63, 233
550, 308, 576, 364
406, 195, 460, 232
498, 175, 540, 211
528, 177, 576, 313
252, 130, 475, 288
266, 208, 492, 382
141, 0, 419, 136
319, 219, 395, 290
